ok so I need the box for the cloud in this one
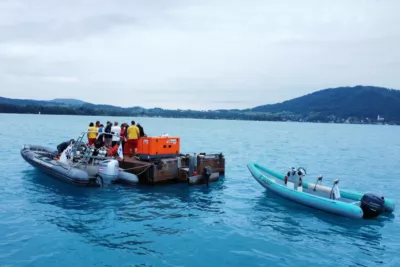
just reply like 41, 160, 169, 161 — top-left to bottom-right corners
0, 14, 137, 43
42, 76, 80, 83
0, 0, 399, 109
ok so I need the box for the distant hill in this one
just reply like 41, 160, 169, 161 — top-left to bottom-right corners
50, 98, 88, 106
0, 96, 57, 106
1, 85, 399, 124
249, 86, 400, 122
0, 96, 126, 109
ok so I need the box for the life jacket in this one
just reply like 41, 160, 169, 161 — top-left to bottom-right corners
108, 144, 119, 157
120, 127, 127, 141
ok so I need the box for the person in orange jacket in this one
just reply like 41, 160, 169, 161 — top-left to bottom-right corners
108, 143, 119, 157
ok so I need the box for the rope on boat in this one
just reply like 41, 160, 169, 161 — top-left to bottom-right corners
119, 165, 152, 176
119, 164, 151, 172
136, 166, 152, 176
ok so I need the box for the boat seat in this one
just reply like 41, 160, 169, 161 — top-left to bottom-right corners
286, 182, 294, 190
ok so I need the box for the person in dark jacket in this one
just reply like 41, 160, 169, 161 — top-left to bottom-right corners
104, 121, 112, 147
57, 139, 75, 154
137, 123, 146, 137
94, 133, 105, 149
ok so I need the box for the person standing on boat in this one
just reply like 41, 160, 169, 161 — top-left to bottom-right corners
94, 132, 105, 148
137, 123, 146, 137
95, 124, 104, 145
120, 123, 128, 151
87, 122, 97, 146
126, 120, 140, 156
97, 124, 104, 134
111, 121, 121, 147
57, 139, 75, 155
104, 121, 112, 147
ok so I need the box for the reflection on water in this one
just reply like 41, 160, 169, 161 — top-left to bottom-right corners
250, 190, 391, 266
3, 115, 400, 267
13, 165, 398, 266
21, 169, 226, 256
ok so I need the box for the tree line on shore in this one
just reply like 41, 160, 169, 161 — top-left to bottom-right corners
1, 85, 400, 124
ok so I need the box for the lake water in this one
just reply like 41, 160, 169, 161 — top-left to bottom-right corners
0, 114, 399, 267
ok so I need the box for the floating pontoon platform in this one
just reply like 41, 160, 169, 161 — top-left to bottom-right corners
118, 152, 225, 186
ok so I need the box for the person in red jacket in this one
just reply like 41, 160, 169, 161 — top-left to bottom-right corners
108, 143, 120, 157
120, 123, 128, 152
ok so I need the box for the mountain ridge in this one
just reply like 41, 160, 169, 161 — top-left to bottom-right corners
50, 98, 88, 106
248, 85, 400, 120
1, 85, 399, 124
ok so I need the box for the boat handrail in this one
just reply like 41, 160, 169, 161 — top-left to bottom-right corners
71, 131, 123, 149
82, 131, 123, 138
73, 131, 122, 141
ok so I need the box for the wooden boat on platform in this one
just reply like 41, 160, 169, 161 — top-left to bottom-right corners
119, 135, 225, 186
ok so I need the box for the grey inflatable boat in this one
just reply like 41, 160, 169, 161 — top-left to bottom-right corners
21, 144, 96, 186
21, 132, 139, 187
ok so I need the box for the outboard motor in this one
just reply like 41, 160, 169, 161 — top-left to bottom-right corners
98, 159, 120, 185
360, 193, 385, 218
203, 166, 212, 187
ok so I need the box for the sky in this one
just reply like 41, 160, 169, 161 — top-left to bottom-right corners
0, 0, 399, 110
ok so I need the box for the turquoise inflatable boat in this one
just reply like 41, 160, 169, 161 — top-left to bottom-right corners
247, 163, 395, 219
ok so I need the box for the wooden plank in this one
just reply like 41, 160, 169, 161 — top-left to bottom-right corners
196, 156, 225, 174
117, 157, 154, 183
118, 156, 152, 166
152, 158, 179, 183
117, 153, 225, 185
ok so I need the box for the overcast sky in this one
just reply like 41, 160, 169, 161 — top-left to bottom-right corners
0, 0, 399, 110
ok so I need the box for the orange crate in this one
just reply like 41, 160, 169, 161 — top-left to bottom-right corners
137, 136, 180, 160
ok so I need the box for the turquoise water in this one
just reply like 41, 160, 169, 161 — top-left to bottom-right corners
1, 114, 400, 266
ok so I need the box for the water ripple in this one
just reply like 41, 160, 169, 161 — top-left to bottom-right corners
1, 115, 400, 267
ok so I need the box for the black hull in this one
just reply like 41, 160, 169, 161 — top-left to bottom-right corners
20, 145, 97, 187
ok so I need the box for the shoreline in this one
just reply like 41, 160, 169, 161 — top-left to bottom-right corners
1, 112, 396, 126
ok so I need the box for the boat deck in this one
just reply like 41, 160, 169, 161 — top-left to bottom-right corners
118, 153, 225, 185
265, 172, 356, 204
118, 156, 154, 183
